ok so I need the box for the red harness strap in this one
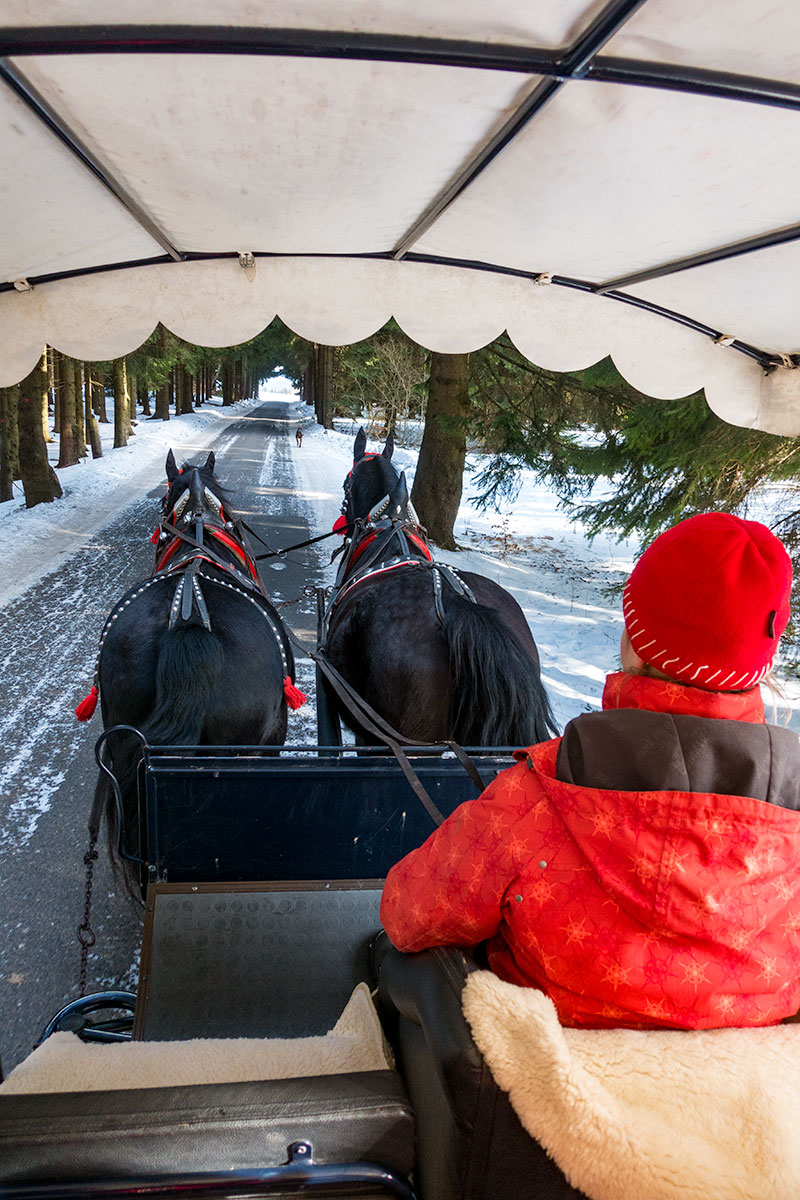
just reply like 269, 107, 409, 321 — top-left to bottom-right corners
347, 531, 377, 571
407, 532, 433, 562
346, 528, 432, 575
155, 525, 260, 584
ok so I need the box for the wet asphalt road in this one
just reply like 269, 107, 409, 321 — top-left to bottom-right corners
0, 401, 324, 1074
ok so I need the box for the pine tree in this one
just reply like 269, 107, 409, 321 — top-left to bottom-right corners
17, 352, 62, 507
0, 383, 20, 501
411, 352, 471, 549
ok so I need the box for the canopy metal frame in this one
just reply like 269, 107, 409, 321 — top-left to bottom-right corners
1, 0, 799, 372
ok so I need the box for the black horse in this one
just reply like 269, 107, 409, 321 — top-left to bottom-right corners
321, 429, 557, 746
86, 450, 300, 870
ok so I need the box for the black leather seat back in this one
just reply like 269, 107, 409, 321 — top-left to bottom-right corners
377, 943, 586, 1200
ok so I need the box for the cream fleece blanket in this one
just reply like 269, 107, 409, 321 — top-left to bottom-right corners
1, 983, 391, 1094
463, 971, 800, 1200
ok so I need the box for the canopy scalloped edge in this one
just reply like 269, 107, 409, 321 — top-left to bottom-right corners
1, 256, 798, 436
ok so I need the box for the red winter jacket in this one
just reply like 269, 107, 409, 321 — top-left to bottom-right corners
380, 673, 800, 1029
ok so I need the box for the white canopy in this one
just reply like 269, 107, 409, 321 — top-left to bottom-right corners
2, 1, 800, 432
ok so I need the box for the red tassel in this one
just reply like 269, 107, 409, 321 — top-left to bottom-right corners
75, 685, 99, 721
283, 676, 307, 710
332, 514, 348, 535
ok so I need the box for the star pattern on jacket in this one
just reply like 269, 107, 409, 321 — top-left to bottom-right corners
380, 673, 800, 1029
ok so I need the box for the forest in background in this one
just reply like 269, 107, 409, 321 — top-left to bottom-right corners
3, 315, 800, 654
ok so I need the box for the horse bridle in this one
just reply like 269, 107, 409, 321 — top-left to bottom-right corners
340, 453, 421, 530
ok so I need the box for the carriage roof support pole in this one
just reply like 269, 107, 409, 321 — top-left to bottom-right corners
390, 0, 649, 259
0, 58, 184, 262
4, 20, 800, 112
595, 221, 800, 294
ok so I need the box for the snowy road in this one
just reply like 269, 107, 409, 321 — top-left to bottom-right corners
0, 399, 331, 1072
3, 393, 799, 1072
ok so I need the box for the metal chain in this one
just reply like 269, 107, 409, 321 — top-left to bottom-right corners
77, 829, 99, 998
273, 585, 330, 609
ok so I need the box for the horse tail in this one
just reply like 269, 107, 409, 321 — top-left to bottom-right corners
101, 625, 229, 898
442, 594, 559, 746
139, 624, 226, 746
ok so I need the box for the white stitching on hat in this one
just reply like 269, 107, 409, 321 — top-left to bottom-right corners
690, 665, 709, 681
718, 671, 737, 687
637, 638, 656, 652
706, 670, 721, 683
662, 657, 679, 670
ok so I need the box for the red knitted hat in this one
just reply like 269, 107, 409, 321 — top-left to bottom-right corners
623, 513, 792, 691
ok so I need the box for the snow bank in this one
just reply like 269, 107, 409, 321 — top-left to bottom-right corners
3, 391, 798, 730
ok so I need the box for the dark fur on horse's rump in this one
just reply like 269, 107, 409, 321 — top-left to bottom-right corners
327, 428, 558, 746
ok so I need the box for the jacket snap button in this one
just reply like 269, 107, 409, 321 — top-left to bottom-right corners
539, 860, 547, 869
515, 894, 523, 903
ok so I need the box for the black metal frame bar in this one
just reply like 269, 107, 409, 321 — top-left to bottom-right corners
390, 0, 647, 257
390, 76, 559, 259
3, 18, 800, 113
0, 57, 183, 262
1, 6, 798, 361
0, 1150, 417, 1200
596, 222, 800, 294
0, 248, 784, 369
36, 991, 137, 1046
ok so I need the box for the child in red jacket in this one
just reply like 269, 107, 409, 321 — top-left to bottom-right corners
380, 513, 800, 1029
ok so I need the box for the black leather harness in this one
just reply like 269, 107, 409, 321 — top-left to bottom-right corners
320, 517, 477, 648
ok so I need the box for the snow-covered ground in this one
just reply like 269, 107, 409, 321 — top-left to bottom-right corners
2, 388, 799, 731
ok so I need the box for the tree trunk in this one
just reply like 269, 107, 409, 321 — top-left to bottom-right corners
0, 384, 20, 501
181, 365, 194, 413
221, 362, 234, 406
17, 352, 63, 506
91, 371, 108, 423
301, 366, 314, 406
113, 357, 129, 448
410, 352, 471, 550
155, 378, 170, 420
174, 364, 191, 415
55, 350, 79, 468
74, 361, 86, 459
312, 344, 336, 429
93, 369, 109, 422
127, 372, 138, 426
85, 368, 102, 458
139, 381, 151, 416
45, 347, 56, 439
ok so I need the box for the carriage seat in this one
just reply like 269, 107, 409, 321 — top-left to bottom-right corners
375, 939, 584, 1200
377, 939, 800, 1200
0, 984, 414, 1192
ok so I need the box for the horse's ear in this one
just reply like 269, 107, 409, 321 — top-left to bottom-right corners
354, 428, 367, 461
390, 470, 409, 516
204, 451, 215, 475
382, 431, 395, 460
165, 449, 178, 481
